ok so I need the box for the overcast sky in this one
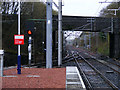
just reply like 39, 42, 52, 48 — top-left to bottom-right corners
53, 0, 114, 16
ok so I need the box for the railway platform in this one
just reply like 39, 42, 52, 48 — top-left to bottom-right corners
2, 67, 66, 89
1, 66, 86, 89
66, 66, 86, 90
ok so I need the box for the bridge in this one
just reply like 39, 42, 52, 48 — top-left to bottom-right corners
53, 15, 120, 58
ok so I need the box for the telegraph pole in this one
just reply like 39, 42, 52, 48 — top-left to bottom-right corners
17, 0, 21, 74
46, 0, 52, 68
58, 0, 62, 66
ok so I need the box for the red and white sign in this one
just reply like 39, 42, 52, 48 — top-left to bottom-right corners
14, 35, 24, 45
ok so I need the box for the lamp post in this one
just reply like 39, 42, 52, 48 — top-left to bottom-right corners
17, 0, 21, 74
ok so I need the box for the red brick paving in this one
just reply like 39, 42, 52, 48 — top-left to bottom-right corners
2, 68, 66, 89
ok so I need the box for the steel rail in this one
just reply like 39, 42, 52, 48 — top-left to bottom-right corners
77, 53, 119, 89
72, 53, 93, 90
104, 60, 120, 68
84, 53, 120, 74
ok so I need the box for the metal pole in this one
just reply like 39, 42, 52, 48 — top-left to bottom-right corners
0, 55, 3, 77
96, 32, 98, 52
89, 18, 92, 49
46, 0, 52, 68
28, 36, 32, 68
63, 31, 66, 57
17, 0, 21, 74
111, 17, 114, 33
89, 33, 91, 49
84, 33, 87, 48
0, 50, 4, 77
58, 0, 62, 66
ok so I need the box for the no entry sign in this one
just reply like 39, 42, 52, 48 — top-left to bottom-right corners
14, 35, 24, 45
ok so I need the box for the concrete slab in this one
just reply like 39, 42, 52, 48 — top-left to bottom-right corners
66, 66, 86, 89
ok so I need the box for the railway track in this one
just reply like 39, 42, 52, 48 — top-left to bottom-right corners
65, 46, 120, 89
77, 51, 120, 89
105, 58, 120, 69
70, 51, 118, 90
82, 52, 120, 74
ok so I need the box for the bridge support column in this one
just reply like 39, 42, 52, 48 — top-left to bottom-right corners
109, 33, 120, 58
109, 18, 120, 58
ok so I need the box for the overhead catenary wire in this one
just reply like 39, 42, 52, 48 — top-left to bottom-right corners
94, 1, 103, 16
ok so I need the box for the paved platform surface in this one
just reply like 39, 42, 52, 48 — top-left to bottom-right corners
2, 68, 66, 89
66, 66, 86, 90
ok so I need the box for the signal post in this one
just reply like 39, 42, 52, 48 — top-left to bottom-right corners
27, 30, 32, 68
